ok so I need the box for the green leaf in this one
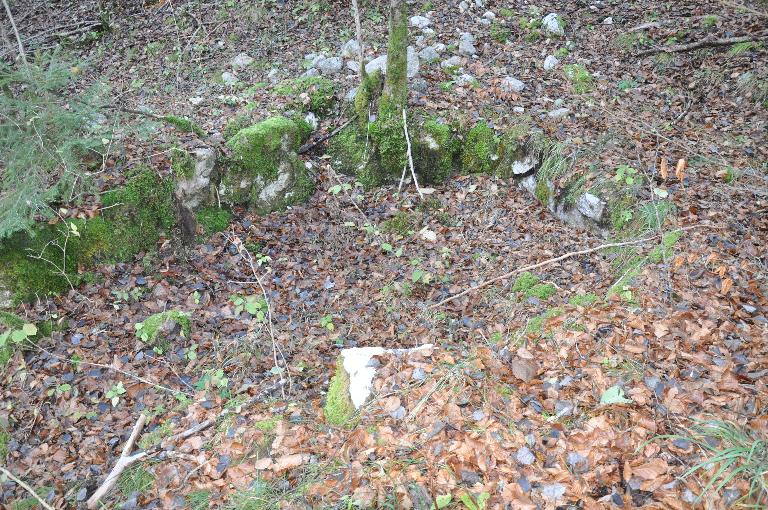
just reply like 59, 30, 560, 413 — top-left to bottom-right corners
382, 243, 393, 252
412, 269, 425, 283
434, 495, 452, 509
11, 330, 28, 342
653, 187, 669, 198
459, 493, 478, 510
600, 385, 633, 405
0, 331, 9, 347
328, 184, 342, 195
22, 323, 37, 337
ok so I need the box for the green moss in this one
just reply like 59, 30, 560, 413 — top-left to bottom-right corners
253, 417, 279, 432
524, 283, 556, 300
170, 147, 194, 180
534, 178, 552, 204
496, 122, 532, 177
381, 211, 415, 236
354, 70, 383, 131
490, 22, 511, 42
607, 231, 683, 298
324, 360, 357, 428
569, 293, 598, 307
563, 64, 594, 93
0, 427, 9, 460
222, 117, 314, 212
135, 310, 191, 351
138, 421, 173, 450
648, 230, 682, 263
196, 207, 232, 235
273, 76, 337, 115
414, 118, 457, 184
461, 122, 499, 174
512, 271, 540, 293
367, 98, 408, 184
161, 115, 206, 137
525, 307, 564, 336
9, 488, 54, 510
328, 125, 367, 176
223, 114, 253, 141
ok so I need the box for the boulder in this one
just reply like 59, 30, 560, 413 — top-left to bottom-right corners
173, 146, 217, 211
440, 55, 463, 69
221, 72, 238, 85
219, 117, 314, 214
316, 56, 343, 75
340, 39, 360, 59
576, 193, 606, 221
542, 13, 565, 36
459, 32, 476, 56
364, 46, 420, 78
419, 45, 440, 62
543, 55, 560, 71
231, 52, 254, 69
409, 15, 431, 29
501, 76, 526, 93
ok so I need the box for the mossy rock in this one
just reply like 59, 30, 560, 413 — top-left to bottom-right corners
221, 117, 315, 214
135, 310, 192, 352
273, 76, 337, 116
413, 117, 459, 184
327, 125, 367, 177
461, 121, 499, 174
496, 122, 535, 178
324, 359, 357, 428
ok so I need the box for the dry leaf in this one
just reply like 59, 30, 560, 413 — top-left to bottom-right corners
721, 278, 733, 294
633, 458, 668, 479
660, 158, 669, 180
675, 158, 686, 181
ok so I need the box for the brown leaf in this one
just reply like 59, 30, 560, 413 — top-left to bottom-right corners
272, 453, 310, 472
660, 158, 668, 180
675, 158, 686, 181
633, 458, 668, 479
510, 359, 538, 383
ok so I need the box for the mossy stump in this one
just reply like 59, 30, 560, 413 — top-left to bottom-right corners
324, 360, 357, 428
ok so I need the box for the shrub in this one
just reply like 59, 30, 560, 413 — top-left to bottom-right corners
0, 54, 109, 240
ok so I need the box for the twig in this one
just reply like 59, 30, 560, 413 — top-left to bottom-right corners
637, 34, 763, 56
298, 117, 355, 154
427, 226, 706, 309
86, 414, 147, 509
2, 0, 26, 65
402, 108, 423, 199
0, 467, 55, 510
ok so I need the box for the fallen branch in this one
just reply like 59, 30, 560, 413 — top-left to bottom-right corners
427, 226, 705, 309
0, 467, 55, 510
298, 116, 355, 154
86, 414, 147, 509
637, 34, 764, 56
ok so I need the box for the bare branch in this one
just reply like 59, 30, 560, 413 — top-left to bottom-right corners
0, 467, 55, 510
637, 34, 765, 56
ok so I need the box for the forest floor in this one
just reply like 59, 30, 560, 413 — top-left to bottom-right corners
1, 0, 767, 509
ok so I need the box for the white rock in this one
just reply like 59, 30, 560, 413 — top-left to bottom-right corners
513, 106, 525, 113
554, 98, 564, 107
459, 1, 469, 12
221, 71, 238, 85
419, 228, 437, 242
175, 146, 217, 210
543, 55, 560, 71
409, 15, 431, 29
415, 35, 425, 47
483, 10, 495, 20
419, 45, 440, 62
346, 60, 360, 72
422, 28, 436, 39
364, 46, 420, 78
603, 17, 613, 25
541, 484, 566, 500
341, 345, 434, 408
455, 73, 477, 87
501, 76, 525, 93
188, 96, 204, 106
516, 446, 535, 465
475, 0, 484, 7
231, 52, 254, 69
479, 18, 491, 26
548, 107, 570, 119
512, 156, 537, 175
304, 112, 318, 131
542, 13, 565, 36
317, 56, 343, 75
341, 39, 360, 59
440, 55, 463, 68
304, 53, 324, 67
576, 193, 606, 221
459, 32, 476, 56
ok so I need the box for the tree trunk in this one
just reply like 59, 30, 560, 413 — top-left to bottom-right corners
382, 0, 408, 111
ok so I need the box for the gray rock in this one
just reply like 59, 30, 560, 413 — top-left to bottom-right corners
500, 76, 525, 93
441, 55, 463, 69
221, 71, 238, 85
541, 483, 566, 500
345, 87, 358, 102
460, 469, 481, 485
76, 487, 88, 502
723, 489, 741, 507
471, 409, 485, 421
576, 193, 606, 221
303, 68, 320, 77
366, 55, 388, 75
459, 1, 469, 12
682, 490, 696, 503
0, 281, 12, 309
341, 39, 360, 59
554, 400, 575, 416
513, 106, 525, 114
459, 32, 476, 56
267, 68, 280, 84
603, 17, 614, 25
409, 15, 431, 29
543, 55, 560, 71
175, 146, 217, 210
455, 73, 477, 87
390, 406, 406, 420
475, 0, 484, 7
411, 77, 428, 92
483, 10, 495, 20
548, 107, 570, 119
317, 56, 343, 75
516, 446, 535, 465
231, 52, 254, 69
511, 156, 536, 175
304, 53, 324, 67
554, 98, 564, 107
566, 452, 588, 472
188, 96, 204, 106
412, 367, 427, 381
346, 60, 360, 72
542, 13, 565, 36
419, 45, 440, 62
422, 28, 436, 39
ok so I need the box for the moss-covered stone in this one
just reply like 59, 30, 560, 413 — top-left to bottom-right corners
461, 122, 499, 174
196, 207, 232, 235
223, 114, 253, 142
221, 117, 315, 213
171, 147, 195, 180
414, 118, 457, 184
496, 122, 533, 178
328, 125, 367, 176
273, 76, 337, 115
135, 310, 191, 352
324, 360, 357, 428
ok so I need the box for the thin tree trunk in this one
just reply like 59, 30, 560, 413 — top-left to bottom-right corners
351, 0, 365, 77
2, 0, 27, 65
381, 0, 408, 110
